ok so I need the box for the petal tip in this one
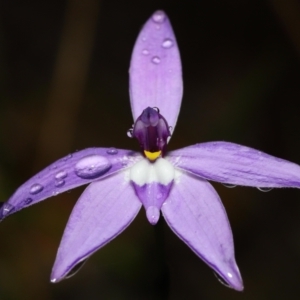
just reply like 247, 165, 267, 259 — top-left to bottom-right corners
146, 206, 160, 225
214, 264, 244, 291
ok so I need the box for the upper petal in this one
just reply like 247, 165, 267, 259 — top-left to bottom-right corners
129, 10, 183, 131
51, 170, 142, 282
168, 142, 300, 188
1, 148, 141, 220
161, 172, 243, 291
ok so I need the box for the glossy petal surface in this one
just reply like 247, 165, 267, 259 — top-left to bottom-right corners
168, 142, 300, 188
51, 170, 142, 282
129, 10, 183, 131
161, 172, 243, 291
1, 148, 141, 219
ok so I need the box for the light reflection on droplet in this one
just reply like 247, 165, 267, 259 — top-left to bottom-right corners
152, 11, 166, 23
162, 38, 173, 48
151, 56, 161, 64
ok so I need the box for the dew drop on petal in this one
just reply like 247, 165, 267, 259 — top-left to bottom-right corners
213, 272, 231, 289
52, 191, 60, 196
223, 184, 236, 188
24, 198, 33, 205
152, 11, 166, 23
151, 56, 161, 64
258, 187, 273, 192
162, 38, 173, 49
1, 203, 15, 216
75, 155, 111, 179
30, 183, 44, 195
65, 259, 88, 279
127, 128, 133, 138
142, 49, 149, 55
146, 206, 160, 225
55, 180, 65, 187
106, 148, 118, 155
55, 171, 68, 180
63, 154, 73, 161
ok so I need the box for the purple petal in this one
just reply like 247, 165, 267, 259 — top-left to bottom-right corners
51, 171, 142, 282
129, 10, 183, 131
161, 173, 243, 291
168, 142, 300, 188
1, 148, 141, 219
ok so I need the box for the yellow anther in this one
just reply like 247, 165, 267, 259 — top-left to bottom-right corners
144, 150, 161, 161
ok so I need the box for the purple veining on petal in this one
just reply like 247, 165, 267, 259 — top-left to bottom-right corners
129, 10, 183, 134
1, 148, 141, 220
51, 171, 142, 282
131, 181, 173, 225
167, 141, 300, 188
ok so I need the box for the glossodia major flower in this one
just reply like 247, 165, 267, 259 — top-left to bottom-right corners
2, 10, 300, 291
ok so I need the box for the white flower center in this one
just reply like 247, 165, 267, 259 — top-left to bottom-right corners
130, 157, 175, 185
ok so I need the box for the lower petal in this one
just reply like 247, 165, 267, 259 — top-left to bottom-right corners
161, 172, 243, 291
51, 170, 142, 282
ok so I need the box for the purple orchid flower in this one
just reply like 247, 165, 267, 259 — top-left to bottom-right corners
2, 10, 300, 291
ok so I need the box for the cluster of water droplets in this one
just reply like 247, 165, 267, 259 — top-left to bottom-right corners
0, 149, 123, 219
141, 11, 174, 67
223, 183, 273, 192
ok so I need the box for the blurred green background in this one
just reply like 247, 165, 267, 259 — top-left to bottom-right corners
1, 0, 300, 299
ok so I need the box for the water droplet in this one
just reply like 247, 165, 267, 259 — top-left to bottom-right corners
24, 198, 33, 205
168, 126, 173, 134
213, 272, 231, 288
142, 49, 149, 55
30, 183, 44, 195
223, 184, 236, 188
65, 259, 88, 279
55, 171, 68, 180
75, 155, 111, 179
142, 37, 146, 42
50, 278, 57, 283
152, 11, 166, 23
151, 56, 161, 64
106, 148, 118, 155
258, 187, 273, 192
162, 38, 173, 49
52, 191, 60, 196
1, 203, 14, 216
127, 128, 133, 138
63, 154, 73, 161
55, 180, 65, 187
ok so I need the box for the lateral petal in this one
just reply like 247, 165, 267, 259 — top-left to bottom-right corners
168, 142, 300, 188
161, 172, 243, 291
1, 148, 141, 220
51, 170, 142, 282
129, 10, 183, 131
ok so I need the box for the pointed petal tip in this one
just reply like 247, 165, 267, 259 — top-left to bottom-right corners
214, 261, 244, 291
146, 206, 160, 225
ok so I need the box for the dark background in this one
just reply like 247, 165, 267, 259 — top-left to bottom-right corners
1, 0, 300, 299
